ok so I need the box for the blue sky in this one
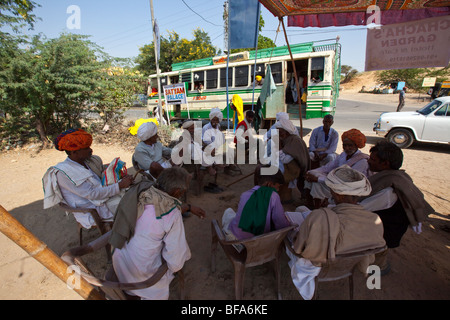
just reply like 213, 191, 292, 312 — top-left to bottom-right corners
17, 0, 369, 71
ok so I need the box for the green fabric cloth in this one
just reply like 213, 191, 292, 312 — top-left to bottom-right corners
238, 186, 276, 236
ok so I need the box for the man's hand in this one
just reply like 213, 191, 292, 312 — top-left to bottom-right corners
118, 174, 134, 189
150, 162, 164, 178
305, 171, 319, 183
190, 205, 206, 219
181, 203, 206, 219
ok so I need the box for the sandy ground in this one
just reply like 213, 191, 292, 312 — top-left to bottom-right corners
0, 92, 449, 301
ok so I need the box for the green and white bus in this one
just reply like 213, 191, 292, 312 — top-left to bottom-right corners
147, 40, 341, 127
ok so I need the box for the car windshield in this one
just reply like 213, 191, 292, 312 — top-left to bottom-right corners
417, 100, 443, 115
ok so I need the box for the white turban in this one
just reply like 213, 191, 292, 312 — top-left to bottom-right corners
276, 112, 289, 122
182, 120, 195, 129
137, 122, 158, 141
275, 118, 297, 135
325, 165, 371, 196
209, 107, 223, 121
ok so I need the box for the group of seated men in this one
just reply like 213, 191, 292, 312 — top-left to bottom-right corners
42, 109, 434, 300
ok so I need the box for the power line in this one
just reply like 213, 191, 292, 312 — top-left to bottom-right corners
181, 0, 222, 27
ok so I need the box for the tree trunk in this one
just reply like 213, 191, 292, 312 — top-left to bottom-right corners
35, 118, 51, 147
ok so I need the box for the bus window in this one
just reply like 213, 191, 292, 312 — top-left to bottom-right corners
219, 67, 232, 88
206, 69, 218, 89
251, 63, 265, 79
193, 71, 205, 91
160, 76, 168, 88
169, 75, 179, 85
181, 72, 191, 90
269, 62, 282, 84
235, 65, 249, 87
311, 57, 325, 82
149, 78, 158, 96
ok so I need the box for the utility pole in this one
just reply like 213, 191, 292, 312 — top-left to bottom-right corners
149, 0, 164, 124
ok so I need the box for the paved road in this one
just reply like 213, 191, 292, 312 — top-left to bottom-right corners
125, 97, 426, 136
293, 97, 424, 135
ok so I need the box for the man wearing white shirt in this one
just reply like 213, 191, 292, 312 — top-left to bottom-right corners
308, 114, 339, 167
43, 129, 134, 229
304, 128, 370, 209
132, 122, 173, 180
112, 167, 206, 300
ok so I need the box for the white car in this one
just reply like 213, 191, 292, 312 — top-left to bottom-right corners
373, 96, 450, 148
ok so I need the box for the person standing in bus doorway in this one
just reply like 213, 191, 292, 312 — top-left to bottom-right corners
396, 87, 407, 112
230, 94, 244, 131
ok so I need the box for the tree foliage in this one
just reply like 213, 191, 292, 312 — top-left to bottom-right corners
340, 65, 359, 83
376, 66, 450, 92
0, 34, 144, 146
135, 28, 219, 75
0, 0, 40, 35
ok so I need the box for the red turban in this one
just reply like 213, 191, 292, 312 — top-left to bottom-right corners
341, 129, 366, 149
54, 129, 92, 151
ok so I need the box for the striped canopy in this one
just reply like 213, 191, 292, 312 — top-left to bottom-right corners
259, 0, 450, 27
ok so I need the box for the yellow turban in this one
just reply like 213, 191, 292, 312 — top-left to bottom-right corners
129, 118, 159, 136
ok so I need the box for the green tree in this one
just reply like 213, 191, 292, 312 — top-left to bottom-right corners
135, 28, 219, 75
1, 33, 143, 146
0, 0, 39, 37
0, 0, 40, 92
1, 34, 104, 145
377, 68, 423, 91
340, 65, 359, 83
91, 61, 146, 126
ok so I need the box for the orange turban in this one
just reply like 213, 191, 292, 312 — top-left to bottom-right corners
341, 129, 366, 149
54, 129, 92, 151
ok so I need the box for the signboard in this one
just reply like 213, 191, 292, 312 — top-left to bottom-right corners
213, 52, 249, 65
422, 77, 437, 87
163, 83, 187, 105
365, 15, 450, 71
442, 81, 450, 89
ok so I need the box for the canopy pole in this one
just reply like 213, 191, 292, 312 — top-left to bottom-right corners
280, 17, 303, 137
0, 205, 104, 300
226, 50, 230, 131
251, 3, 261, 112
150, 0, 169, 125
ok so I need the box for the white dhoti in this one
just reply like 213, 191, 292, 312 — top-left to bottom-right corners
286, 250, 322, 300
304, 180, 331, 200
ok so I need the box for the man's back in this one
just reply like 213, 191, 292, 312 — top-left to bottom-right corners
229, 186, 289, 240
112, 204, 191, 299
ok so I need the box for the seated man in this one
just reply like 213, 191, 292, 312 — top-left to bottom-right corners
112, 167, 206, 300
308, 114, 339, 167
263, 112, 298, 158
202, 107, 224, 147
304, 128, 370, 209
42, 128, 134, 229
275, 118, 310, 201
181, 120, 216, 176
234, 110, 255, 146
286, 165, 386, 300
202, 108, 225, 172
222, 165, 291, 241
359, 141, 434, 274
132, 122, 173, 180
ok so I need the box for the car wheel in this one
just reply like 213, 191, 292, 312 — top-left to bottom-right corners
387, 128, 414, 149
